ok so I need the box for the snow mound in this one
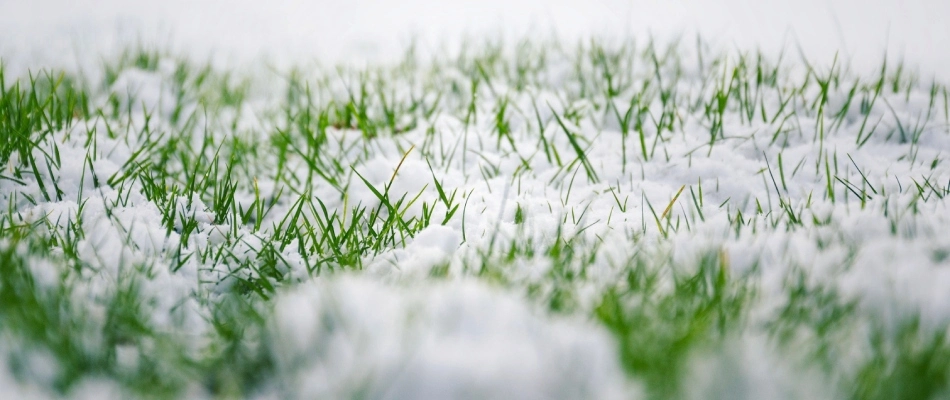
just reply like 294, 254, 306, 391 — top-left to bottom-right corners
270, 275, 637, 399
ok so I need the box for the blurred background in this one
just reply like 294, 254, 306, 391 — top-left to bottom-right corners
1, 0, 948, 77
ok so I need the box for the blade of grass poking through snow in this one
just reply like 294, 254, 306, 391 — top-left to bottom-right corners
661, 185, 686, 221
549, 102, 599, 182
351, 144, 419, 252
689, 184, 704, 222
426, 158, 460, 225
532, 98, 561, 167
642, 193, 665, 237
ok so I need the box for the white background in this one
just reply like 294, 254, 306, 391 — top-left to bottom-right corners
1, 0, 948, 77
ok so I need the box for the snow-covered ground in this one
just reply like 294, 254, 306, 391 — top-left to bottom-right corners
2, 1, 950, 399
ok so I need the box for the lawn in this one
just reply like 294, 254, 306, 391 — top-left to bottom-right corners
2, 37, 950, 399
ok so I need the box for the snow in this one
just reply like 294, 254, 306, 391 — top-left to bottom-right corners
365, 225, 462, 276
270, 276, 636, 399
685, 334, 838, 400
2, 0, 950, 398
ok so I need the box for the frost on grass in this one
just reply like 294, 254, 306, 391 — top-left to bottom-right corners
2, 38, 950, 399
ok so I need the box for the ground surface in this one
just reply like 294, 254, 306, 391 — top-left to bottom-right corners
2, 2, 950, 399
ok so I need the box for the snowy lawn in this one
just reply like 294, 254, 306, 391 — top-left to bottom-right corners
2, 36, 950, 399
